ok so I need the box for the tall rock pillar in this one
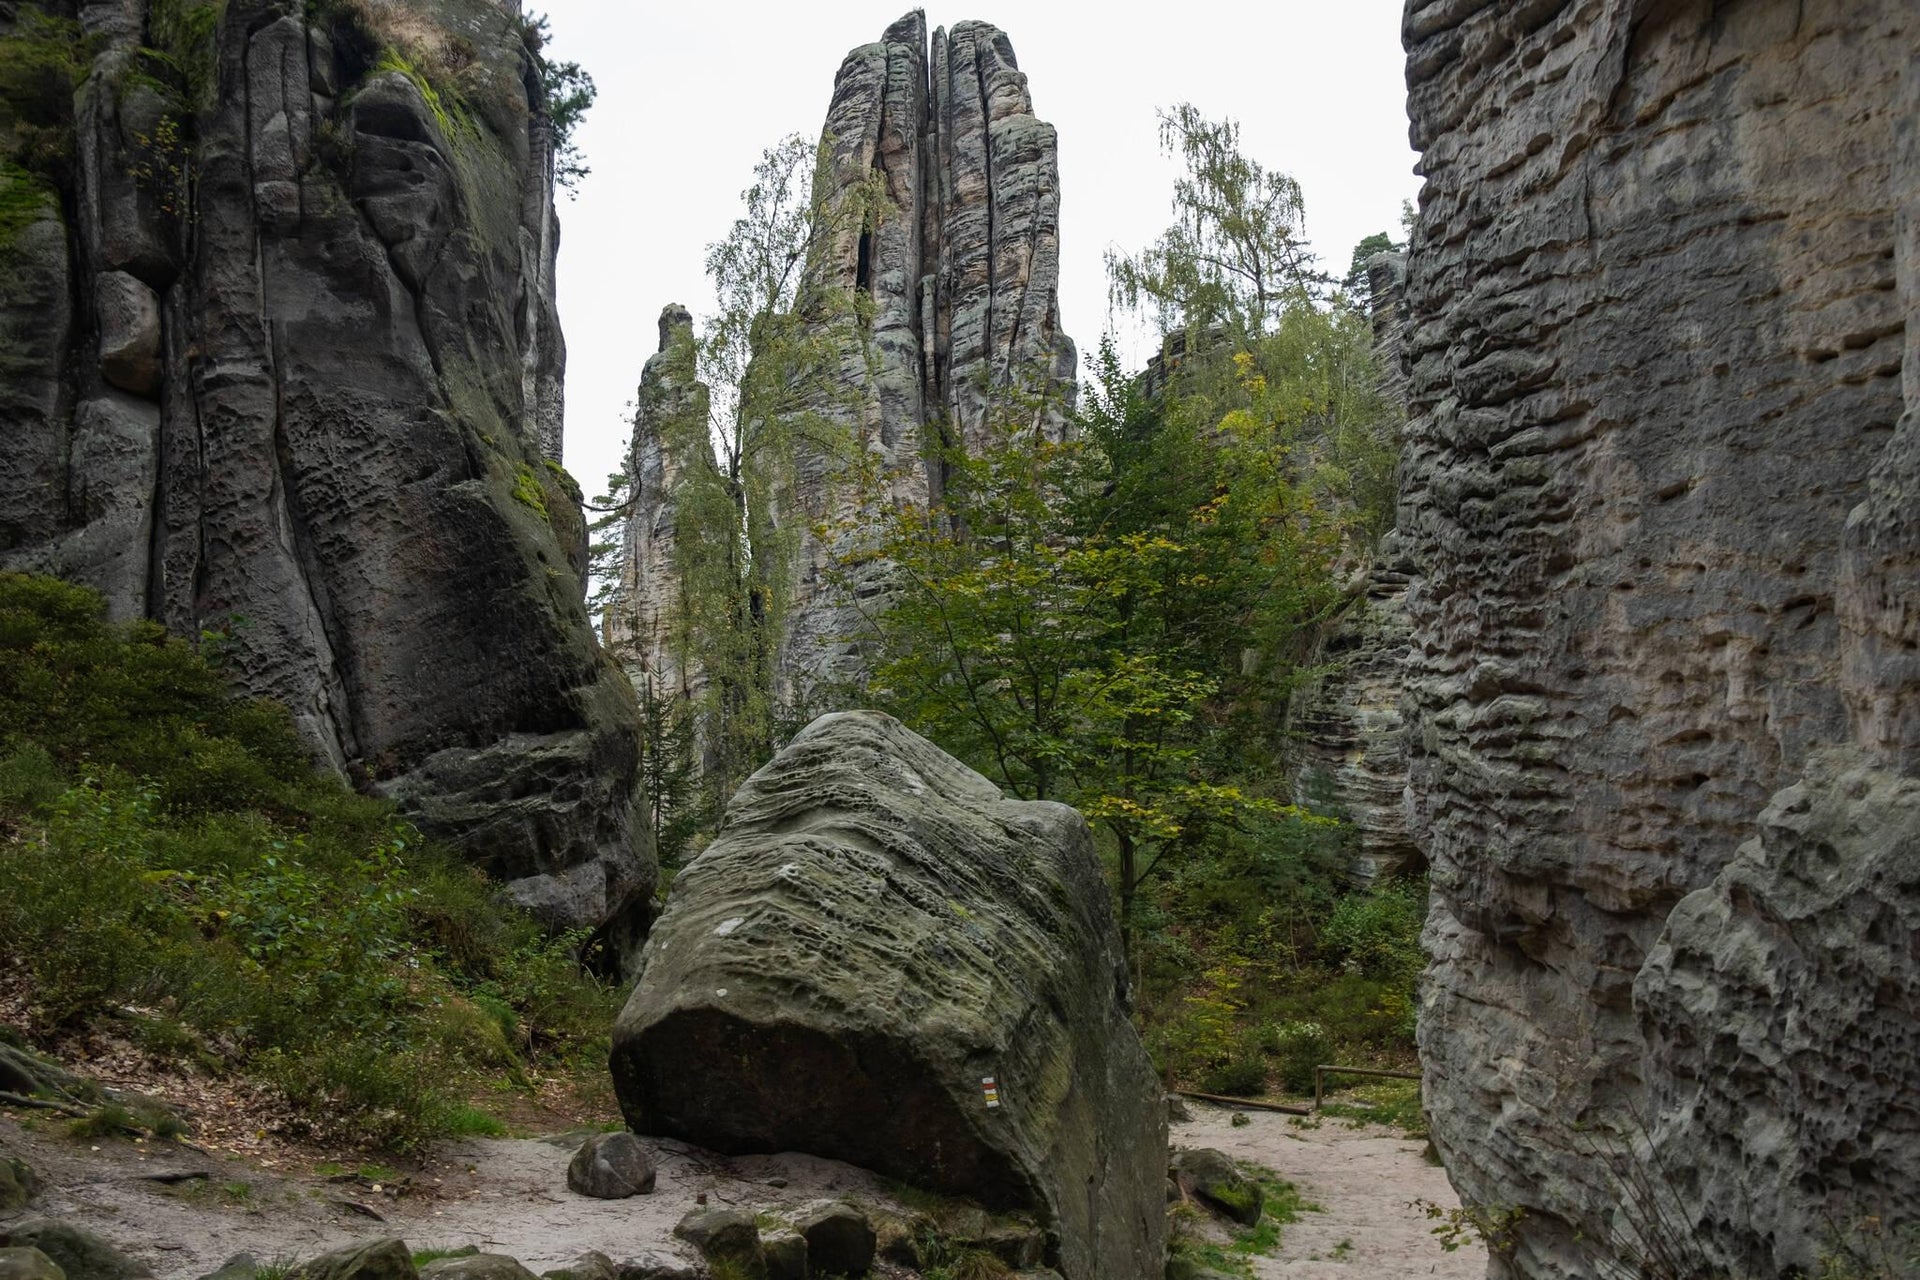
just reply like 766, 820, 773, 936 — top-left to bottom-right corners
770, 12, 1077, 711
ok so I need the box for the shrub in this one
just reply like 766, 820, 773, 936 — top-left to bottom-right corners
0, 573, 621, 1149
1263, 1020, 1332, 1095
1319, 882, 1426, 986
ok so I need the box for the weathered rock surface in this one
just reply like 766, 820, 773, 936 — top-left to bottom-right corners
604, 306, 713, 709
1286, 543, 1419, 885
611, 711, 1165, 1280
0, 1250, 63, 1280
285, 1241, 415, 1280
1399, 1, 1919, 1275
566, 1131, 656, 1199
0, 1223, 148, 1280
770, 14, 1078, 707
0, 0, 651, 946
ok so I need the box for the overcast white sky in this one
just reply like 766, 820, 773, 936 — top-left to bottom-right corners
534, 1, 1420, 500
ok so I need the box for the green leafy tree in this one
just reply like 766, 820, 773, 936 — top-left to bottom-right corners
839, 373, 1342, 955
598, 135, 885, 822
518, 11, 597, 192
1106, 103, 1317, 342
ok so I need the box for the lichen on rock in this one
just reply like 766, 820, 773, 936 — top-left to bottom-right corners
611, 711, 1166, 1280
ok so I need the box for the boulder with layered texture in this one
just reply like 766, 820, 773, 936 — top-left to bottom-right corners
611, 711, 1165, 1280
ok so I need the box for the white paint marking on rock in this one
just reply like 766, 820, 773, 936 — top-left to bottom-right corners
715, 916, 746, 937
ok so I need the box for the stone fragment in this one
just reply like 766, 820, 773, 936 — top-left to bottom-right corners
0, 1249, 63, 1280
0, 1223, 149, 1280
758, 1230, 805, 1280
418, 1257, 538, 1280
537, 1254, 614, 1280
195, 1258, 258, 1280
566, 1132, 655, 1199
1170, 1149, 1261, 1227
609, 1259, 699, 1280
792, 1202, 874, 1276
613, 711, 1165, 1280
93, 272, 160, 399
670, 1209, 762, 1279
0, 1159, 37, 1214
284, 1240, 415, 1280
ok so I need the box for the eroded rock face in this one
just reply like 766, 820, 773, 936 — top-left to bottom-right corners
605, 305, 713, 709
771, 14, 1077, 708
1399, 1, 1918, 1275
1285, 546, 1419, 886
610, 712, 1165, 1280
0, 0, 652, 944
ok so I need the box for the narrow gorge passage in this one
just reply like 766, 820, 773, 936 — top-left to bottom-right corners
1174, 1108, 1483, 1280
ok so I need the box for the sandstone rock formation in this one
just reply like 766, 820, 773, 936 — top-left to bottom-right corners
1285, 255, 1417, 885
0, 0, 651, 945
604, 305, 712, 708
610, 711, 1165, 1280
1285, 545, 1419, 886
1399, 1, 1918, 1274
772, 13, 1077, 707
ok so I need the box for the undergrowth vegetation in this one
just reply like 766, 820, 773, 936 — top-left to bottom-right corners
0, 573, 621, 1150
1167, 1159, 1307, 1279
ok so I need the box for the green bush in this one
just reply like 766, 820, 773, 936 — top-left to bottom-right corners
0, 573, 621, 1149
1319, 882, 1426, 986
1263, 1020, 1331, 1094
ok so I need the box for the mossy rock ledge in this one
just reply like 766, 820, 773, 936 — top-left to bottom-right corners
610, 711, 1167, 1280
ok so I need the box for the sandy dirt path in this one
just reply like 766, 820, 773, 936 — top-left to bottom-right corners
6, 1104, 1487, 1279
1174, 1106, 1486, 1279
2, 1114, 911, 1277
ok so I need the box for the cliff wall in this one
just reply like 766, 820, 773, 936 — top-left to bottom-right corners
0, 0, 652, 947
1399, 1, 1917, 1274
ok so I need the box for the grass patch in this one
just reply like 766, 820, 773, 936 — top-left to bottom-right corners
511, 462, 550, 521
1169, 1159, 1309, 1279
1319, 1077, 1427, 1138
0, 573, 623, 1152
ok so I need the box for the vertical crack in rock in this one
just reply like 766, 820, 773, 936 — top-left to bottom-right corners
760, 11, 1077, 711
1399, 2, 1918, 1275
0, 0, 654, 954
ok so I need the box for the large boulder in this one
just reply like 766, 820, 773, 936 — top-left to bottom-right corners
611, 711, 1166, 1280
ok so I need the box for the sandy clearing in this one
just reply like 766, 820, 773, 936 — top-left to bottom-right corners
1173, 1105, 1486, 1279
2, 1115, 912, 1278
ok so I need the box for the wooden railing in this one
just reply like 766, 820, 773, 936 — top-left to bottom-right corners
1313, 1064, 1421, 1110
